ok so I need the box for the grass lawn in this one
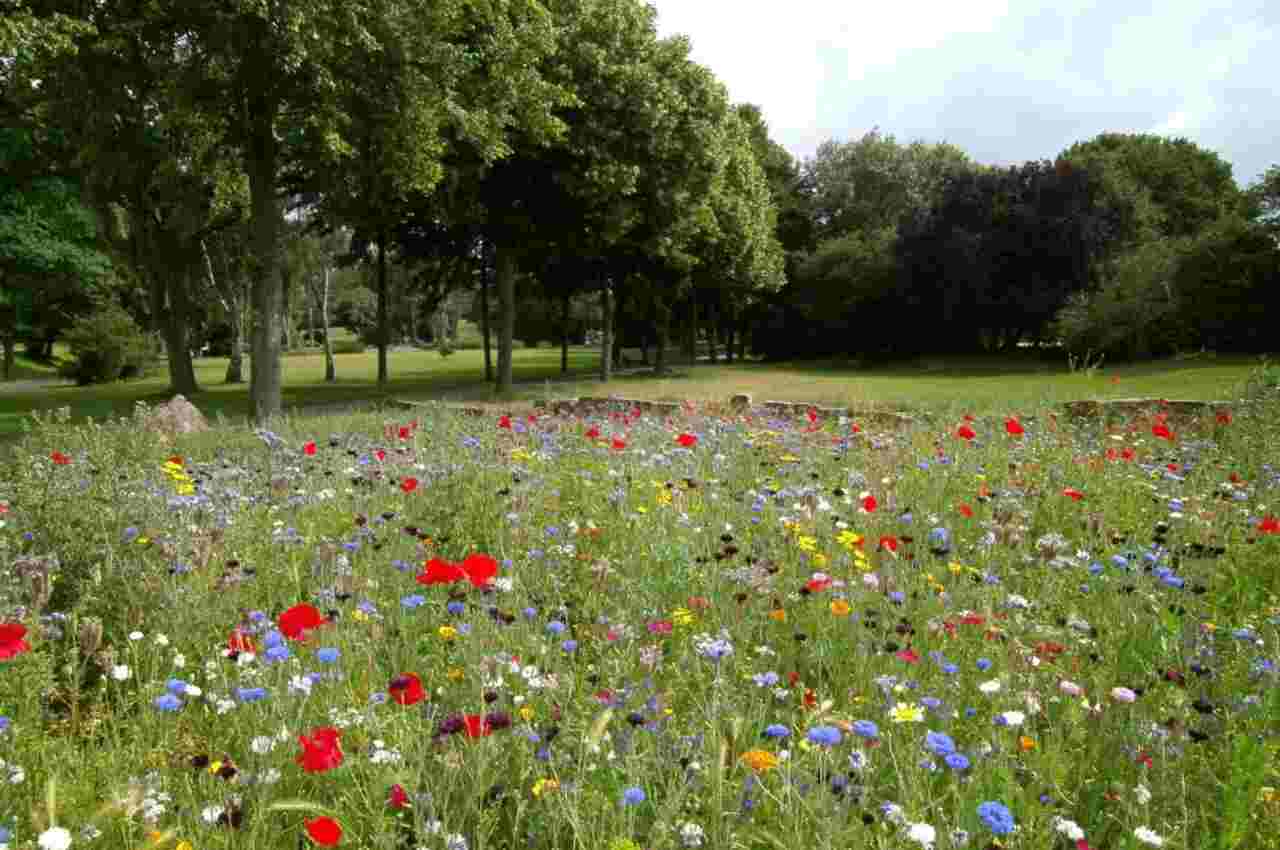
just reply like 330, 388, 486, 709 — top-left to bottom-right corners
0, 347, 600, 438
445, 352, 1266, 417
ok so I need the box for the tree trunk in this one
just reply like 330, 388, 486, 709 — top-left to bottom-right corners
376, 230, 389, 387
247, 116, 283, 424
612, 287, 624, 368
599, 281, 612, 382
560, 291, 570, 374
281, 264, 292, 350
161, 266, 199, 395
495, 240, 516, 395
480, 239, 493, 382
321, 267, 335, 382
225, 305, 244, 384
686, 288, 699, 363
707, 302, 718, 363
654, 307, 669, 376
724, 305, 736, 364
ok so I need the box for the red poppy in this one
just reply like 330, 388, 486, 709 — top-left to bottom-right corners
959, 613, 986, 626
1166, 463, 1179, 472
278, 604, 326, 641
463, 714, 492, 738
1152, 423, 1174, 441
417, 558, 467, 585
956, 425, 976, 441
1004, 417, 1024, 436
676, 433, 698, 448
1216, 409, 1232, 425
877, 535, 899, 552
585, 426, 601, 440
296, 727, 343, 773
50, 451, 71, 465
806, 408, 818, 424
227, 629, 255, 655
1062, 488, 1085, 501
167, 455, 184, 466
1121, 447, 1135, 461
388, 784, 411, 810
957, 503, 974, 518
895, 648, 920, 664
398, 425, 412, 440
374, 449, 387, 462
0, 623, 31, 661
1105, 447, 1119, 462
305, 816, 342, 846
303, 441, 317, 456
1257, 515, 1280, 535
1230, 472, 1243, 483
388, 673, 426, 706
805, 577, 832, 593
498, 415, 512, 430
861, 494, 878, 513
611, 437, 627, 451
460, 553, 498, 588
850, 423, 861, 434
400, 477, 418, 494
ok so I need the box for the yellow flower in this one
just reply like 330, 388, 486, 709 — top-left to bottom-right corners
836, 530, 864, 550
779, 454, 801, 463
889, 701, 925, 723
796, 535, 817, 553
352, 609, 369, 623
949, 561, 965, 576
446, 666, 465, 681
162, 461, 183, 473
438, 625, 459, 641
830, 599, 851, 617
532, 777, 560, 798
812, 553, 829, 568
176, 842, 194, 850
739, 749, 780, 773
519, 705, 535, 722
176, 484, 195, 496
1260, 786, 1278, 804
671, 608, 695, 626
636, 506, 648, 514
655, 490, 672, 506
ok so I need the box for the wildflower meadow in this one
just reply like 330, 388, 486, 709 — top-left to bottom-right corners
1, 371, 1279, 850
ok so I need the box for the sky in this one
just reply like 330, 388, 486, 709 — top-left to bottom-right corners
650, 0, 1278, 188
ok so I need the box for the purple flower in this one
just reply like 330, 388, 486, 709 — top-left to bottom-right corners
806, 725, 842, 747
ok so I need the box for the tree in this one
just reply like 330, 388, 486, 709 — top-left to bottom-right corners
1245, 164, 1280, 237
1059, 133, 1244, 240
0, 130, 111, 378
166, 0, 569, 422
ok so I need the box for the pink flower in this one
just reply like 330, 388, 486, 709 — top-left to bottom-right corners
1110, 686, 1137, 704
1059, 680, 1083, 697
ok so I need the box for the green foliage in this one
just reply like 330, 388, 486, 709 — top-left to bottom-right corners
56, 302, 153, 385
1060, 132, 1243, 240
1173, 214, 1280, 353
1050, 237, 1198, 360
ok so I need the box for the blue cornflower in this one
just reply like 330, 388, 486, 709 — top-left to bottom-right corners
807, 725, 842, 747
154, 694, 182, 712
1111, 554, 1129, 568
976, 658, 992, 671
369, 692, 388, 705
852, 720, 879, 739
546, 621, 566, 635
1169, 498, 1184, 512
0, 827, 10, 844
1234, 628, 1257, 641
561, 639, 579, 653
920, 697, 942, 710
752, 671, 780, 688
264, 629, 284, 648
924, 731, 956, 757
447, 601, 466, 615
401, 594, 426, 609
945, 752, 971, 770
977, 801, 1016, 835
763, 724, 790, 739
888, 591, 905, 604
942, 663, 960, 675
316, 647, 341, 663
248, 610, 268, 623
1088, 561, 1104, 575
236, 686, 268, 703
522, 607, 538, 620
928, 527, 951, 553
122, 526, 140, 543
265, 645, 291, 663
0, 715, 9, 733
165, 678, 189, 696
622, 786, 646, 805
391, 559, 412, 572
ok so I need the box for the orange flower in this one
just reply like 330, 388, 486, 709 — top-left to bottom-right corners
740, 749, 780, 773
830, 599, 851, 617
1018, 735, 1036, 751
768, 609, 787, 623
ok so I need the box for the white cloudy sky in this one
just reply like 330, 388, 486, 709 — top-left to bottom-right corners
650, 0, 1278, 188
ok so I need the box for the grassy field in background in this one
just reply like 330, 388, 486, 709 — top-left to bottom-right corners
457, 352, 1264, 416
1, 345, 1266, 438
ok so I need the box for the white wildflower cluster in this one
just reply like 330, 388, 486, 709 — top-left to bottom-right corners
326, 706, 369, 728
0, 757, 25, 784
678, 822, 706, 847
369, 739, 402, 765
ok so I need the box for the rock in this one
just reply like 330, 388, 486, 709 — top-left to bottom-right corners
729, 393, 752, 410
143, 395, 210, 438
